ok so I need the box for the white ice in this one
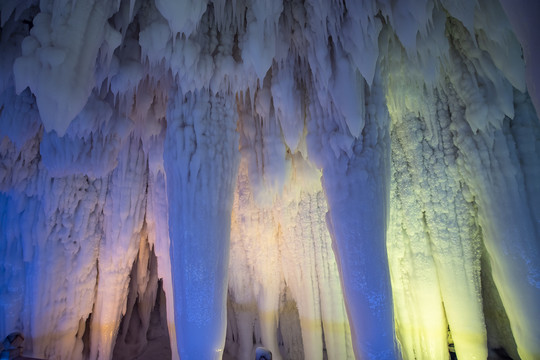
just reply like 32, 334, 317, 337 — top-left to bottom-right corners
0, 0, 540, 359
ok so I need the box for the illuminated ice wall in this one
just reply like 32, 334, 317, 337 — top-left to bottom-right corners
0, 0, 539, 359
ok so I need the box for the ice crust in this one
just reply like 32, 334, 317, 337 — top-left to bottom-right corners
1, 0, 540, 359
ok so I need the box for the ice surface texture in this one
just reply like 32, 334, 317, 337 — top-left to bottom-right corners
0, 0, 540, 359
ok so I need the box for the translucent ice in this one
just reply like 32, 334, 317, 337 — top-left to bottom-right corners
1, 1, 540, 360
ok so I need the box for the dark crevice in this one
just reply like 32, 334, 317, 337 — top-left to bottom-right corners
81, 312, 92, 360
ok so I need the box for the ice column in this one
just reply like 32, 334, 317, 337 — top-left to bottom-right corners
448, 86, 540, 360
381, 4, 540, 357
164, 88, 239, 359
381, 19, 489, 358
310, 76, 398, 359
444, 15, 540, 359
386, 86, 487, 360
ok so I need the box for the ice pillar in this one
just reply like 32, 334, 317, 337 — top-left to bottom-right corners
323, 153, 396, 359
316, 83, 397, 359
442, 14, 540, 357
386, 87, 487, 360
451, 101, 540, 360
164, 88, 239, 359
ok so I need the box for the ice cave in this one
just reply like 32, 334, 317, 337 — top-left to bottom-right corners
0, 0, 539, 359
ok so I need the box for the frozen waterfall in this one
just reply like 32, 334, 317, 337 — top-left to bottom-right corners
1, 0, 539, 359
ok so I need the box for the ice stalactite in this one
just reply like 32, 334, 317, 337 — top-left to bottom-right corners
0, 92, 105, 360
498, 0, 540, 115
0, 85, 40, 347
444, 15, 540, 359
164, 88, 239, 359
226, 81, 354, 359
13, 0, 123, 136
382, 15, 488, 358
89, 135, 148, 360
1, 6, 174, 354
0, 142, 105, 360
2, 0, 540, 359
386, 62, 487, 360
145, 135, 179, 360
227, 150, 354, 359
382, 1, 540, 358
278, 181, 354, 360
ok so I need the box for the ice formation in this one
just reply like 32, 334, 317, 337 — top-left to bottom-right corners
0, 0, 539, 359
